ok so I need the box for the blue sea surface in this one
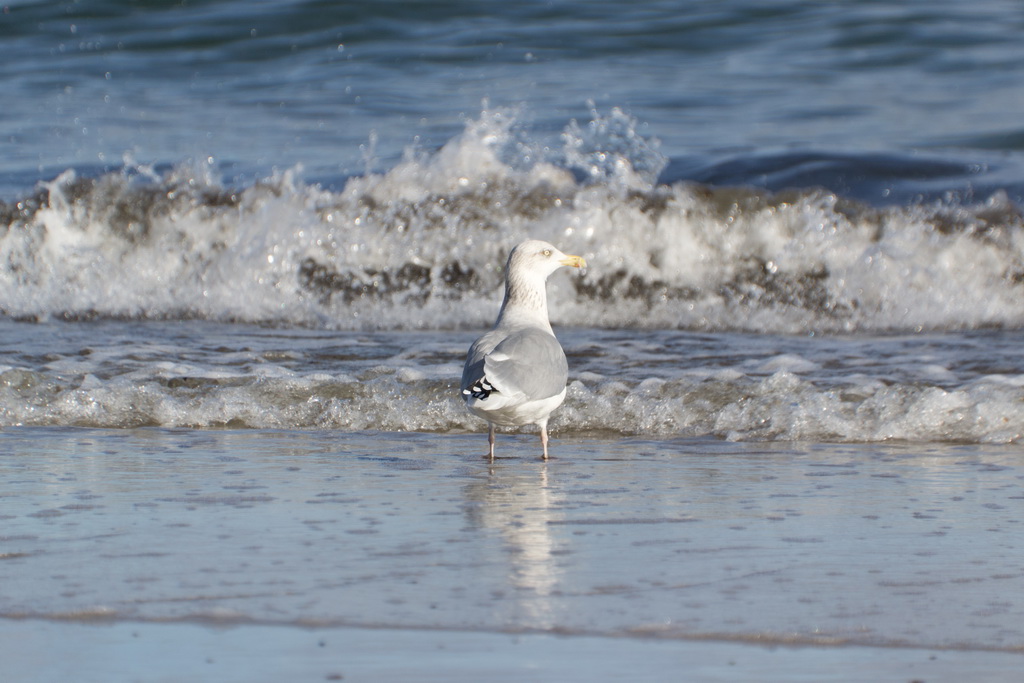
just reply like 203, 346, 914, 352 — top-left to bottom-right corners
4, 0, 1024, 196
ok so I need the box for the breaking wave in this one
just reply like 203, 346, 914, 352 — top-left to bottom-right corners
3, 107, 1024, 333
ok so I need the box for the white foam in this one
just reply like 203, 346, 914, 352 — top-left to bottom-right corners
2, 332, 1023, 443
4, 108, 1024, 332
755, 354, 820, 374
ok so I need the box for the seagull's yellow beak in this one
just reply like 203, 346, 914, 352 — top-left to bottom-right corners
560, 254, 587, 269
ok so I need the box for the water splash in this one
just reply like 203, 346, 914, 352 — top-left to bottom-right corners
2, 107, 1024, 332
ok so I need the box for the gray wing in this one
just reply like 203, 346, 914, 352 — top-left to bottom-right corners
461, 328, 567, 401
461, 328, 502, 394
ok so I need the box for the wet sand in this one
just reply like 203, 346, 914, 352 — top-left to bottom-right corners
2, 428, 1023, 680
6, 618, 1024, 683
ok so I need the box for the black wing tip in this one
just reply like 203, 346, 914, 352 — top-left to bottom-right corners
463, 378, 494, 401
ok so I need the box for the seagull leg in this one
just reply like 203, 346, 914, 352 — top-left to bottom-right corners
539, 420, 550, 460
487, 423, 496, 461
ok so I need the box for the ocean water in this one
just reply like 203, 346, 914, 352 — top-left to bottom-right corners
3, 0, 1024, 442
3, 1, 1024, 674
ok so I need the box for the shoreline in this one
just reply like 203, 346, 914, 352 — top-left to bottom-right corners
6, 611, 1024, 653
4, 617, 1023, 683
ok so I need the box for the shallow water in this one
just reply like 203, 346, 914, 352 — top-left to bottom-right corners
2, 428, 1023, 653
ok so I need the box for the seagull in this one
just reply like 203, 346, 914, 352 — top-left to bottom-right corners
461, 239, 586, 460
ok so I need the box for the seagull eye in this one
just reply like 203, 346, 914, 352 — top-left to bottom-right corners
542, 249, 552, 257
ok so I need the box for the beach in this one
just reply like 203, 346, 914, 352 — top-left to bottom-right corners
5, 1, 1024, 678
2, 428, 1022, 680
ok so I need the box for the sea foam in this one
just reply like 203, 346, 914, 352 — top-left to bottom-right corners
1, 320, 1022, 444
2, 108, 1024, 333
